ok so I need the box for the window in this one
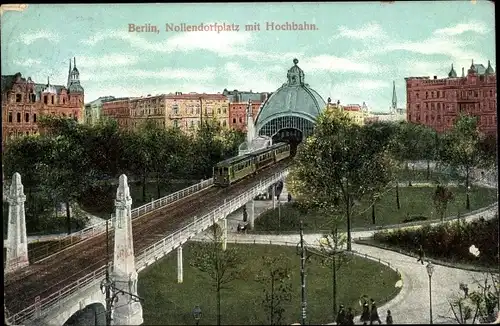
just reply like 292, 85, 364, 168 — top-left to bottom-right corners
224, 107, 227, 114
425, 92, 428, 99
223, 121, 226, 127
44, 96, 48, 104
239, 117, 243, 123
416, 93, 419, 99
33, 114, 37, 123
17, 112, 21, 123
25, 113, 29, 122
437, 91, 440, 98
26, 131, 29, 136
232, 118, 236, 124
30, 94, 36, 102
431, 103, 435, 110
8, 112, 12, 123
218, 108, 221, 114
173, 120, 178, 128
16, 94, 22, 102
416, 104, 420, 110
51, 96, 54, 105
172, 105, 179, 115
437, 103, 440, 109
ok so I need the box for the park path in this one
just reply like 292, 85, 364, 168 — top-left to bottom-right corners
193, 231, 489, 325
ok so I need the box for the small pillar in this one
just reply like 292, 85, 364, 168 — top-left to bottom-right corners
177, 246, 183, 283
5, 173, 29, 273
246, 200, 255, 229
112, 175, 143, 325
272, 185, 276, 209
218, 218, 228, 251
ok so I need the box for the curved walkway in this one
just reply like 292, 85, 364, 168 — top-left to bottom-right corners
215, 232, 489, 325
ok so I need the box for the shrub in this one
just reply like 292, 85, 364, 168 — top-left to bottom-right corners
374, 217, 499, 267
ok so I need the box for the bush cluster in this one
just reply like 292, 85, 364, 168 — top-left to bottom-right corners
373, 217, 499, 267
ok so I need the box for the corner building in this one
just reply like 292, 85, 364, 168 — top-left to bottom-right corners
1, 57, 84, 148
405, 60, 497, 136
229, 101, 261, 132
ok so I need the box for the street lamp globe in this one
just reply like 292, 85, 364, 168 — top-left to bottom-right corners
426, 261, 435, 278
193, 305, 202, 323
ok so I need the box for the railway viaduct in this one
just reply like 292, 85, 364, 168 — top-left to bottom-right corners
4, 59, 327, 326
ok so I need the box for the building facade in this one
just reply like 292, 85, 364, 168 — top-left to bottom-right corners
325, 98, 367, 126
405, 60, 496, 135
101, 97, 132, 129
228, 101, 261, 131
222, 89, 269, 103
165, 92, 229, 133
1, 57, 84, 147
129, 94, 166, 130
84, 96, 115, 125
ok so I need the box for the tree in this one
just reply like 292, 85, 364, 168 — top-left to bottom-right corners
288, 112, 395, 250
433, 185, 454, 221
255, 254, 293, 325
190, 223, 243, 326
317, 223, 350, 319
439, 114, 488, 210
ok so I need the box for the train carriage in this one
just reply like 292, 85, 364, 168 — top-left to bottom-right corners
253, 146, 276, 171
270, 142, 291, 162
213, 154, 256, 187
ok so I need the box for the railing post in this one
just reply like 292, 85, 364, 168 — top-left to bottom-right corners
34, 296, 41, 318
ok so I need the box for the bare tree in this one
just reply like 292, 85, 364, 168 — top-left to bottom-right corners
433, 185, 454, 221
255, 254, 293, 325
190, 223, 243, 326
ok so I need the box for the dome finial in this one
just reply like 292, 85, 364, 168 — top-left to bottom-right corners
293, 58, 299, 65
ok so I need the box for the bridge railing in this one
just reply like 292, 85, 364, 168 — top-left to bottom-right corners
23, 178, 214, 264
8, 265, 107, 325
135, 169, 289, 271
7, 170, 285, 325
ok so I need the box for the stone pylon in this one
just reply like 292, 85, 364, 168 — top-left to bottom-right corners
5, 173, 29, 273
111, 175, 143, 325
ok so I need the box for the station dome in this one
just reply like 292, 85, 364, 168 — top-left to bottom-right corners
255, 59, 326, 127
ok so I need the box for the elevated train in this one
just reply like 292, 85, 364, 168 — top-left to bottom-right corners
213, 142, 291, 187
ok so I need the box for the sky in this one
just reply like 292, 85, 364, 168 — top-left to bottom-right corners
1, 1, 496, 112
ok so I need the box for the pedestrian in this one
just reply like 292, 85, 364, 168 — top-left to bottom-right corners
345, 307, 355, 325
417, 244, 424, 265
360, 301, 370, 325
336, 304, 346, 325
237, 223, 242, 233
288, 193, 292, 202
386, 310, 393, 324
369, 299, 381, 325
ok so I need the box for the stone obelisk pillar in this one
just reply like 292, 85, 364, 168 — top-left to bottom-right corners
112, 175, 143, 325
5, 173, 29, 273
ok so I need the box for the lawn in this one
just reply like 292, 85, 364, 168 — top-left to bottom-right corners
138, 242, 401, 325
254, 185, 498, 233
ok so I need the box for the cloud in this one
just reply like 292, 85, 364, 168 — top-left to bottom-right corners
69, 54, 140, 70
221, 62, 283, 93
81, 27, 254, 57
334, 22, 387, 40
19, 30, 59, 45
301, 55, 381, 74
13, 58, 42, 67
433, 21, 489, 36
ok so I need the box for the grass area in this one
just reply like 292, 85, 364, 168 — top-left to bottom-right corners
138, 242, 401, 325
254, 186, 498, 233
396, 169, 450, 182
79, 180, 195, 219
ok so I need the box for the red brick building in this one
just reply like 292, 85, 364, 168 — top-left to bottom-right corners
228, 101, 261, 132
405, 60, 496, 136
101, 97, 133, 129
1, 58, 85, 148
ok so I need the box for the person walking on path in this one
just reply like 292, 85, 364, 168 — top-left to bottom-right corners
370, 299, 382, 325
336, 304, 346, 325
345, 307, 355, 325
386, 310, 393, 324
360, 301, 370, 325
417, 244, 425, 264
287, 193, 292, 202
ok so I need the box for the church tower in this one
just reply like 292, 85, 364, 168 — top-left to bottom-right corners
391, 80, 397, 113
67, 57, 84, 94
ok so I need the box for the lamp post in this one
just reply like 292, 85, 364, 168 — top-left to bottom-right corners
192, 305, 202, 326
99, 220, 144, 326
426, 261, 435, 325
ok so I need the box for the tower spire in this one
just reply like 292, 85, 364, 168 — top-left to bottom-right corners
391, 80, 397, 110
74, 57, 76, 68
67, 59, 72, 89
